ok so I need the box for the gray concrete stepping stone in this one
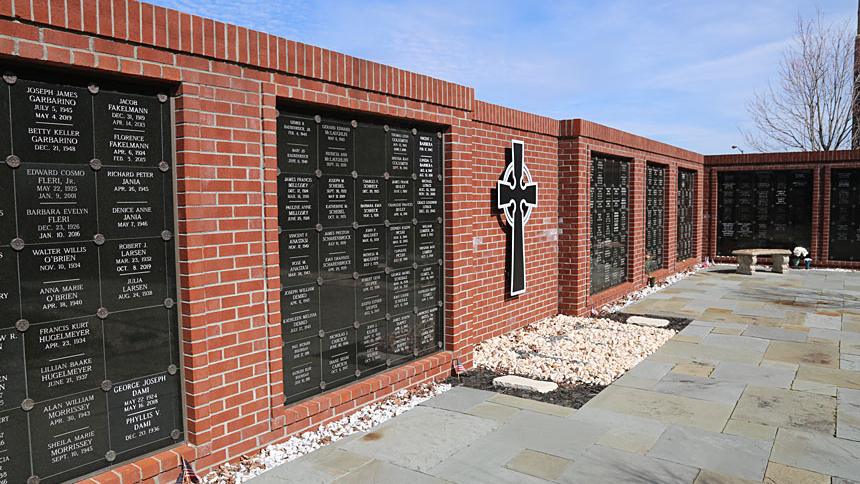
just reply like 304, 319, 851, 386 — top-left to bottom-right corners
731, 385, 836, 435
837, 388, 860, 442
626, 360, 675, 380
628, 315, 670, 327
770, 428, 860, 481
647, 424, 771, 481
808, 328, 860, 344
419, 386, 496, 412
333, 460, 455, 484
341, 406, 498, 472
504, 449, 572, 481
679, 324, 714, 337
700, 333, 770, 353
492, 375, 557, 393
556, 444, 699, 484
741, 325, 807, 343
584, 385, 734, 432
482, 409, 605, 460
428, 439, 556, 484
763, 341, 839, 368
709, 361, 795, 389
651, 372, 746, 404
487, 393, 575, 417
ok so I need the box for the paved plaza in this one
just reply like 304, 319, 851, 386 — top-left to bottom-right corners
251, 267, 860, 483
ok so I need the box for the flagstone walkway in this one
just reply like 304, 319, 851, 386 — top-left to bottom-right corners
250, 267, 860, 483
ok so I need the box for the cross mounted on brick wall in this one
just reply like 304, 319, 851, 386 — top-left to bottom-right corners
497, 140, 538, 296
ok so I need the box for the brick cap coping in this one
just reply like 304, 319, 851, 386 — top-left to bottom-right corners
559, 118, 703, 163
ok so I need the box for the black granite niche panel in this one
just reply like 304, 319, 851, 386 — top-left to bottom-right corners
0, 71, 182, 484
277, 109, 443, 405
645, 164, 665, 271
590, 155, 628, 294
677, 169, 696, 261
830, 168, 860, 261
717, 170, 812, 255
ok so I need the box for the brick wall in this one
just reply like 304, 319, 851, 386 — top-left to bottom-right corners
558, 120, 705, 315
704, 151, 860, 269
7, 2, 854, 484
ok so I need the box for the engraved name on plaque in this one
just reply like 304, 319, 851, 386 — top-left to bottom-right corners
278, 110, 444, 404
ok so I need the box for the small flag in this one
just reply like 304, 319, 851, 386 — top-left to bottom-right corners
454, 358, 466, 374
591, 305, 599, 316
176, 458, 200, 484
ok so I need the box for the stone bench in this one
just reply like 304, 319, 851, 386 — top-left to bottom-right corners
732, 249, 792, 275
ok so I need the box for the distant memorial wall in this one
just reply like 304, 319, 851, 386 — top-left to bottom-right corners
276, 109, 445, 405
677, 169, 695, 261
590, 155, 628, 294
716, 170, 812, 255
0, 70, 183, 484
830, 168, 860, 261
645, 164, 666, 270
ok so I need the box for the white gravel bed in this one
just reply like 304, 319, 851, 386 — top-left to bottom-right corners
202, 382, 451, 484
474, 315, 675, 386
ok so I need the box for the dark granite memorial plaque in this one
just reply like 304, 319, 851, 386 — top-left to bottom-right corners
0, 71, 182, 483
356, 177, 385, 226
357, 274, 386, 323
101, 240, 168, 311
590, 155, 628, 294
15, 163, 97, 244
320, 228, 354, 280
0, 246, 20, 320
19, 242, 100, 323
677, 169, 695, 261
107, 372, 181, 456
10, 79, 93, 165
717, 170, 812, 255
319, 280, 355, 332
280, 229, 318, 287
356, 226, 386, 274
283, 335, 321, 405
355, 124, 385, 175
281, 284, 320, 341
0, 409, 31, 484
829, 168, 860, 261
645, 164, 665, 270
387, 129, 413, 176
319, 120, 354, 175
30, 390, 109, 483
322, 328, 356, 386
388, 313, 414, 364
0, 327, 26, 412
278, 109, 443, 403
387, 178, 414, 223
94, 91, 167, 167
278, 115, 318, 174
357, 320, 386, 373
388, 224, 414, 269
98, 167, 167, 239
320, 176, 354, 227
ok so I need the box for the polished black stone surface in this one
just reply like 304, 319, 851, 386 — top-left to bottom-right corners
0, 72, 181, 484
677, 169, 696, 261
717, 170, 812, 255
590, 155, 628, 294
830, 168, 860, 261
646, 164, 665, 271
278, 110, 444, 403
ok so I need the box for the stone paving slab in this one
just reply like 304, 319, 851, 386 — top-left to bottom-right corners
557, 444, 700, 484
762, 341, 839, 368
341, 406, 499, 472
770, 428, 860, 481
730, 385, 836, 435
427, 439, 546, 484
700, 333, 771, 352
709, 362, 795, 389
741, 325, 807, 342
482, 409, 605, 460
648, 424, 772, 481
651, 372, 746, 404
837, 388, 860, 442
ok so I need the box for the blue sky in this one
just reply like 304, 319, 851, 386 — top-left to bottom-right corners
151, 1, 855, 154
